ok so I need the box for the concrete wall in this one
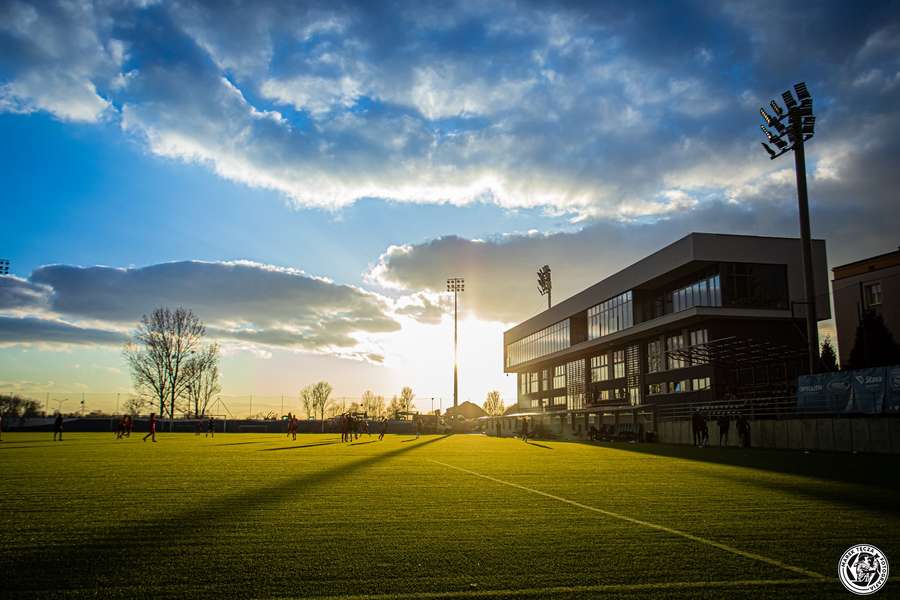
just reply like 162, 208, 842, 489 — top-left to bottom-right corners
658, 417, 900, 454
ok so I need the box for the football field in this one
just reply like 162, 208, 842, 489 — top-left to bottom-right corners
1, 432, 898, 598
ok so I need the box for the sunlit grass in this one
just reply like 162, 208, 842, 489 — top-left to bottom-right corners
1, 432, 897, 598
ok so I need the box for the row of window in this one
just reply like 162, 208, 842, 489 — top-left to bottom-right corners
519, 328, 709, 401
506, 319, 570, 368
672, 274, 722, 313
587, 291, 633, 340
647, 377, 711, 395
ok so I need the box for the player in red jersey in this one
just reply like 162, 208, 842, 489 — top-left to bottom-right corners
143, 413, 157, 442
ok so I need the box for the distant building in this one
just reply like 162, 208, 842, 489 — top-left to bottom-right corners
443, 401, 487, 420
832, 247, 900, 367
503, 233, 830, 415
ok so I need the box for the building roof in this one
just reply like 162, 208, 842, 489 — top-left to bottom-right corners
444, 401, 488, 419
832, 247, 900, 280
504, 232, 829, 343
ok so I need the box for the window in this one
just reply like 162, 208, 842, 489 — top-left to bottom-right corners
865, 282, 883, 307
553, 365, 566, 389
628, 387, 640, 406
721, 263, 788, 309
647, 382, 666, 395
613, 350, 625, 379
530, 398, 540, 408
671, 380, 689, 393
692, 377, 711, 391
529, 372, 539, 394
647, 340, 664, 373
689, 329, 708, 365
613, 387, 628, 401
667, 334, 686, 369
597, 389, 611, 402
588, 291, 634, 339
542, 369, 550, 391
506, 319, 570, 367
550, 395, 566, 406
590, 354, 609, 382
672, 274, 721, 312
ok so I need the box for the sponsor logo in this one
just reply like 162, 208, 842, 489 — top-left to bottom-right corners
839, 544, 889, 595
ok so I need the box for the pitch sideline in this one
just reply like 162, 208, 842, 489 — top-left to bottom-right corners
428, 458, 827, 581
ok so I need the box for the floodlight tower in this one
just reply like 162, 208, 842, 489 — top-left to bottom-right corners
758, 81, 819, 373
0, 259, 9, 275
537, 265, 552, 309
446, 277, 465, 408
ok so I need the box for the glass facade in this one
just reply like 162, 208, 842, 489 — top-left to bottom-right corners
588, 291, 633, 339
721, 263, 788, 309
689, 329, 708, 365
667, 334, 686, 369
553, 365, 566, 390
672, 274, 721, 312
506, 319, 570, 368
613, 350, 625, 379
590, 354, 609, 382
647, 340, 663, 373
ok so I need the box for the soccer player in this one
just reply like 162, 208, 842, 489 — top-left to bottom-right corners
53, 413, 64, 441
414, 415, 421, 439
378, 416, 388, 441
290, 414, 298, 441
521, 417, 529, 443
143, 413, 157, 442
207, 416, 215, 438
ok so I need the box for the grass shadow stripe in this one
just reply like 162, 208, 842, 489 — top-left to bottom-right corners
297, 578, 829, 600
6, 435, 453, 593
428, 459, 826, 581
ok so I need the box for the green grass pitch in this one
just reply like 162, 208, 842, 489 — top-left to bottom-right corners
1, 432, 898, 598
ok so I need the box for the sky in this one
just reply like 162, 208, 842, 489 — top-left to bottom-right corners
1, 0, 899, 415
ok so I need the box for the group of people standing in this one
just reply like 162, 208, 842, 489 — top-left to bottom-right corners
692, 410, 751, 448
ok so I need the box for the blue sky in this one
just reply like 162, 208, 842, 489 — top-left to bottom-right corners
1, 1, 899, 412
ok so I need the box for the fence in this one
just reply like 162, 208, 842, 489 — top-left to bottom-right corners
2, 393, 452, 420
652, 395, 900, 454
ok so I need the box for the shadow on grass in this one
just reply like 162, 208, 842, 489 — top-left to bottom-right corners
594, 442, 900, 493
526, 441, 553, 450
213, 441, 266, 446
260, 440, 340, 451
5, 434, 453, 594
350, 440, 377, 446
401, 438, 422, 443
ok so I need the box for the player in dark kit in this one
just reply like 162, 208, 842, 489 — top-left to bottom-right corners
53, 414, 64, 441
207, 416, 215, 438
143, 413, 157, 442
378, 416, 388, 441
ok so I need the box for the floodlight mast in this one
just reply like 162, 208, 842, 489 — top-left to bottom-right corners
537, 265, 552, 309
758, 82, 819, 374
446, 277, 465, 407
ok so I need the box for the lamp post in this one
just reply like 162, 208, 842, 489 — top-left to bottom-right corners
759, 81, 819, 374
446, 277, 465, 408
537, 265, 552, 309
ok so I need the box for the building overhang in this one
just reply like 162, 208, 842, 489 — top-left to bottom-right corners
504, 306, 798, 373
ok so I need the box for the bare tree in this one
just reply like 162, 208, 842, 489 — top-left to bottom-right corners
299, 385, 315, 419
305, 381, 332, 430
124, 307, 206, 428
388, 395, 401, 418
122, 396, 149, 416
397, 386, 415, 413
360, 390, 385, 418
183, 343, 221, 417
483, 390, 505, 416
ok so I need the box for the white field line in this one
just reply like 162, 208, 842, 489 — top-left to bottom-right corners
428, 459, 827, 581
298, 578, 829, 600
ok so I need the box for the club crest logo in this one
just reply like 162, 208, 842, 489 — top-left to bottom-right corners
839, 544, 889, 595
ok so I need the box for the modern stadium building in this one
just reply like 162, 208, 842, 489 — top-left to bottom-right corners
503, 233, 830, 419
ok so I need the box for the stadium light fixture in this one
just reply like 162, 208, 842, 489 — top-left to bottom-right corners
446, 277, 465, 408
537, 265, 552, 309
757, 81, 819, 374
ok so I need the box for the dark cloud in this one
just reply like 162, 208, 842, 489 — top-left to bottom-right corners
0, 275, 50, 311
369, 195, 889, 324
2, 260, 399, 354
0, 316, 127, 346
